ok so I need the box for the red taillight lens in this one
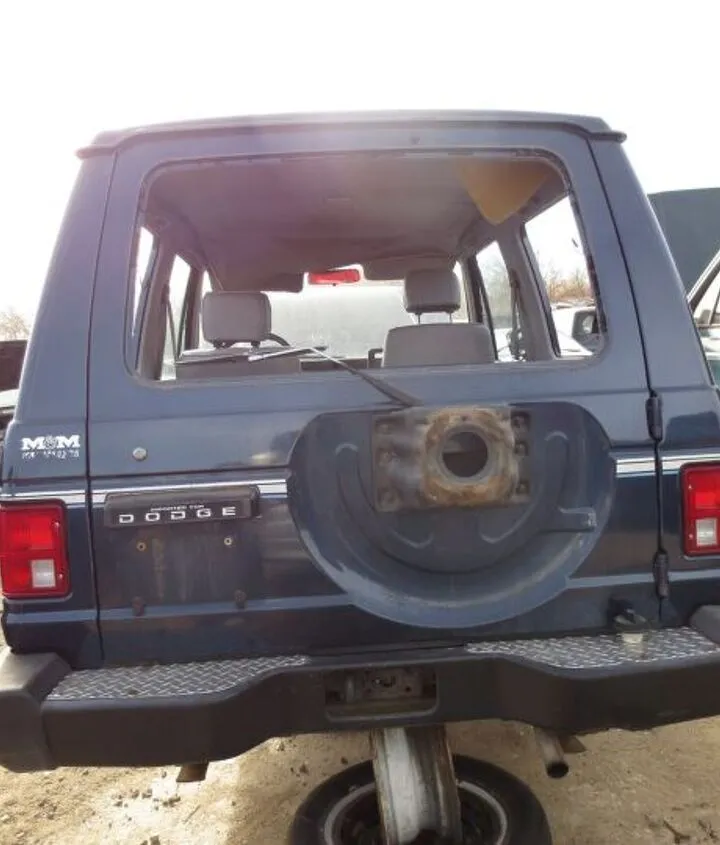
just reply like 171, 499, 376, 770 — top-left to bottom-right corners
0, 504, 70, 598
682, 464, 720, 555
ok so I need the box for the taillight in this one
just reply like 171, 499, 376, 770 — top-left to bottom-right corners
682, 464, 720, 555
0, 503, 70, 598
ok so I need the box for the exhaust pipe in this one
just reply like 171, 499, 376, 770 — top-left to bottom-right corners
176, 762, 208, 783
534, 728, 569, 779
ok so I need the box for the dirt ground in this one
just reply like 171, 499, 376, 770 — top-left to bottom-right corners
2, 641, 720, 845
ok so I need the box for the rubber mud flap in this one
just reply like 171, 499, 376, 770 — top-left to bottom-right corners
288, 402, 614, 629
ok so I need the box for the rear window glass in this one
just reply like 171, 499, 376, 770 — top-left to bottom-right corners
129, 152, 602, 381
525, 198, 602, 356
131, 226, 155, 329
476, 242, 512, 329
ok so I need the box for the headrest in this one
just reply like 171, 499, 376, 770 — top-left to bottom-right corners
403, 268, 462, 315
201, 292, 270, 345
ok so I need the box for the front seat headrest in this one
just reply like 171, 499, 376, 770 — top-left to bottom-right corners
403, 268, 462, 316
201, 291, 271, 345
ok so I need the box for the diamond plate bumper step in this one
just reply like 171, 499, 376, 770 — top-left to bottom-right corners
48, 627, 720, 702
48, 654, 310, 700
466, 627, 719, 669
7, 621, 720, 771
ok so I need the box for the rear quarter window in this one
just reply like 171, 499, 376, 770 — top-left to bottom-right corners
524, 197, 602, 357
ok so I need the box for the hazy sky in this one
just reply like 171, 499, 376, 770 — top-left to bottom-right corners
2, 1, 718, 318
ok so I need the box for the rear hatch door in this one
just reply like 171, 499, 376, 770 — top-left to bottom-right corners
86, 115, 656, 662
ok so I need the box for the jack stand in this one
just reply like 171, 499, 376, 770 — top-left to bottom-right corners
370, 725, 463, 845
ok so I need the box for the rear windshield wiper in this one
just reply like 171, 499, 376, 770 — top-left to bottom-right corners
248, 346, 419, 408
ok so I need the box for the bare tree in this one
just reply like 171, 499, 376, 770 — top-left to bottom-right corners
540, 261, 592, 305
480, 254, 593, 320
0, 308, 30, 340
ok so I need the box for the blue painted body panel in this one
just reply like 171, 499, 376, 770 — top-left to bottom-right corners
2, 111, 718, 671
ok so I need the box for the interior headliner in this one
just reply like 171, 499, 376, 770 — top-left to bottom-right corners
143, 153, 565, 290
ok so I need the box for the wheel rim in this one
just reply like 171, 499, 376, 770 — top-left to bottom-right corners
322, 779, 509, 845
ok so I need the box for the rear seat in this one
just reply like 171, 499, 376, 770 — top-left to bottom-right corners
175, 291, 300, 379
383, 268, 495, 367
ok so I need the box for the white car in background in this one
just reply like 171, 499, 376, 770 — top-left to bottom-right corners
0, 340, 25, 437
0, 389, 18, 448
0, 389, 18, 411
550, 302, 601, 353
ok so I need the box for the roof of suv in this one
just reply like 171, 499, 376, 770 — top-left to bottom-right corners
80, 110, 623, 156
